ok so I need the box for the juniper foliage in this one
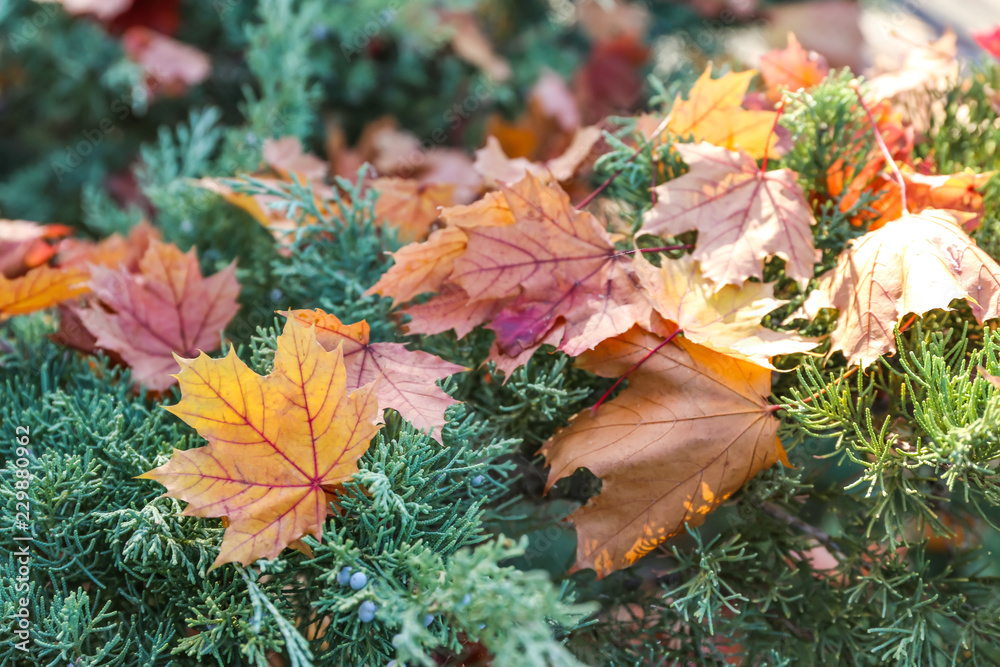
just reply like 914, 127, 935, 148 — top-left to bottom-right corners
5, 2, 1000, 666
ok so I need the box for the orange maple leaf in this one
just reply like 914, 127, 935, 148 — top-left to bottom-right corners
139, 315, 382, 569
863, 168, 994, 231
371, 177, 456, 242
369, 227, 469, 305
288, 309, 466, 438
823, 100, 913, 228
642, 142, 816, 289
666, 66, 779, 159
367, 190, 514, 305
450, 174, 652, 357
800, 209, 1000, 368
0, 264, 90, 318
372, 175, 653, 365
541, 326, 784, 578
55, 220, 159, 273
759, 33, 829, 102
70, 239, 240, 390
0, 220, 74, 278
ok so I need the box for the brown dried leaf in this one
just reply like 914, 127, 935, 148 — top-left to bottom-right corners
541, 327, 783, 577
642, 142, 816, 289
803, 209, 1000, 367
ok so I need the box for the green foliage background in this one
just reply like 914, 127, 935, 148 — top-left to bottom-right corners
3, 1, 1000, 665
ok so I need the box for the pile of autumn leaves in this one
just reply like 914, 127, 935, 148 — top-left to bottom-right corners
2, 32, 998, 579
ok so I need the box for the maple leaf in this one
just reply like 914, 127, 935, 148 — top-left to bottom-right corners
868, 30, 958, 104
72, 239, 240, 390
403, 284, 505, 340
262, 136, 328, 181
0, 264, 90, 318
138, 315, 382, 569
759, 33, 829, 102
573, 34, 650, 124
823, 100, 913, 228
864, 168, 995, 231
121, 27, 211, 99
474, 128, 604, 186
368, 227, 469, 305
451, 174, 652, 356
0, 220, 73, 278
439, 10, 511, 81
55, 220, 159, 273
371, 177, 456, 242
540, 327, 784, 578
367, 190, 514, 305
196, 176, 337, 247
49, 222, 161, 351
634, 254, 816, 368
665, 66, 779, 159
642, 142, 816, 289
905, 170, 993, 226
801, 210, 1000, 368
287, 309, 466, 438
373, 175, 652, 367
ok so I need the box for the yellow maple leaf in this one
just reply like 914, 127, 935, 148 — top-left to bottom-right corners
666, 65, 778, 159
634, 254, 816, 368
0, 264, 90, 318
138, 315, 382, 569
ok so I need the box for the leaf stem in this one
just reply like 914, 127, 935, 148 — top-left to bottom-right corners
898, 314, 917, 333
590, 327, 683, 415
613, 244, 693, 257
575, 116, 671, 210
851, 81, 907, 214
760, 98, 786, 174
